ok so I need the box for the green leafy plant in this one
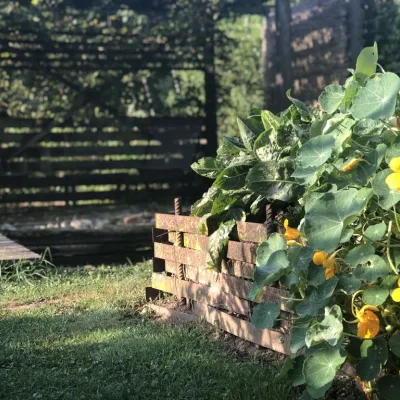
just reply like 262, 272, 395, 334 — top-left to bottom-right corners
191, 43, 400, 399
191, 99, 312, 269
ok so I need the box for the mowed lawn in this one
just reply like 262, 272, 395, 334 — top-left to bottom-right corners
0, 262, 297, 400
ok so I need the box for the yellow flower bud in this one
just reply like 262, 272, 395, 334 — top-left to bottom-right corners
382, 308, 391, 317
343, 158, 362, 172
391, 288, 400, 302
313, 251, 328, 266
390, 157, 400, 173
386, 172, 400, 191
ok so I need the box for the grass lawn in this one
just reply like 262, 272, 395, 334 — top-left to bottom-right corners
0, 262, 297, 400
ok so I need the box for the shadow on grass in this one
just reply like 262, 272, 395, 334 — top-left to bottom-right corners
0, 308, 297, 400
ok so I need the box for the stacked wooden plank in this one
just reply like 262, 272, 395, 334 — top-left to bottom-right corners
148, 213, 292, 355
0, 234, 39, 262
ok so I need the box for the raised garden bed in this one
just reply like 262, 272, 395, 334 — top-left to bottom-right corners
146, 204, 292, 355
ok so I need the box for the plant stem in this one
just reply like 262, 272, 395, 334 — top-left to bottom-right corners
394, 206, 400, 233
387, 221, 399, 275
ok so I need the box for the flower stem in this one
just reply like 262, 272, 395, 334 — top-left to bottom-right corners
387, 221, 399, 275
394, 206, 400, 233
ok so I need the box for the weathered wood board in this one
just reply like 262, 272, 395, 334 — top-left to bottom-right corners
150, 212, 293, 355
0, 234, 40, 261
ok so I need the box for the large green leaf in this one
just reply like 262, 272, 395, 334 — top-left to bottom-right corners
337, 274, 361, 294
377, 375, 400, 400
276, 357, 294, 380
353, 118, 384, 137
385, 135, 400, 163
296, 277, 339, 317
356, 356, 381, 381
266, 233, 287, 252
342, 80, 360, 111
304, 189, 362, 252
256, 234, 287, 267
222, 136, 246, 152
355, 42, 378, 83
254, 250, 289, 285
361, 338, 388, 363
213, 165, 250, 191
226, 154, 257, 168
303, 348, 346, 389
350, 72, 400, 120
306, 383, 332, 400
360, 342, 388, 372
237, 117, 258, 151
354, 255, 390, 282
290, 327, 308, 355
372, 169, 400, 210
191, 187, 219, 217
288, 356, 306, 386
288, 246, 314, 271
251, 302, 280, 329
388, 332, 400, 357
362, 286, 389, 306
364, 222, 387, 243
305, 305, 343, 348
345, 245, 390, 282
209, 192, 242, 215
345, 244, 376, 266
296, 135, 336, 169
318, 84, 345, 114
321, 113, 354, 136
191, 157, 221, 179
287, 90, 311, 120
207, 220, 235, 271
254, 129, 273, 162
246, 160, 299, 202
261, 110, 282, 132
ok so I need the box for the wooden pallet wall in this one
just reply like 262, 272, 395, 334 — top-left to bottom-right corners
148, 213, 292, 355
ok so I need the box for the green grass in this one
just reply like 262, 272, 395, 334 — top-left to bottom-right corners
0, 263, 297, 400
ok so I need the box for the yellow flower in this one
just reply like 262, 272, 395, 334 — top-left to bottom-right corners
391, 288, 400, 302
283, 219, 301, 240
386, 172, 400, 191
312, 250, 339, 279
389, 157, 400, 173
356, 306, 380, 339
313, 251, 328, 265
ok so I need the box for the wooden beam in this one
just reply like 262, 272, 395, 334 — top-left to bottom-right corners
193, 303, 291, 355
151, 273, 250, 315
165, 260, 289, 311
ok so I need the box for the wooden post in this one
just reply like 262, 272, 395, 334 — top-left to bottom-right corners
262, 6, 278, 112
275, 0, 293, 111
204, 8, 218, 157
348, 0, 364, 67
